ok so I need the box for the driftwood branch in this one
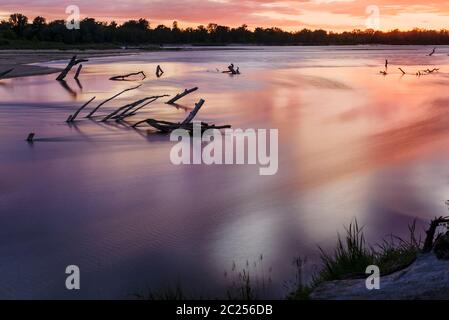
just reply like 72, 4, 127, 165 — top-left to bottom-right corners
85, 84, 142, 118
423, 216, 449, 253
117, 94, 170, 120
133, 98, 205, 129
156, 65, 164, 78
109, 71, 146, 81
113, 98, 155, 120
166, 87, 198, 104
222, 63, 240, 75
0, 68, 14, 79
132, 99, 230, 133
26, 133, 35, 142
398, 68, 406, 75
422, 68, 440, 74
66, 96, 96, 122
101, 96, 162, 122
182, 99, 205, 125
74, 64, 83, 80
56, 55, 89, 81
147, 119, 230, 133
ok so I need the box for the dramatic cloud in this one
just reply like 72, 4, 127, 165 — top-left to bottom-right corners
1, 0, 449, 31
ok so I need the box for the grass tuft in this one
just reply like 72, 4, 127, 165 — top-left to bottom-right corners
289, 219, 421, 299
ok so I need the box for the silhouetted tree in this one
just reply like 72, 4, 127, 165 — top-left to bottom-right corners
9, 13, 28, 37
3, 13, 449, 46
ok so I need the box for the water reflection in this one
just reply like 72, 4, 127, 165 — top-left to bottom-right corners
0, 46, 449, 299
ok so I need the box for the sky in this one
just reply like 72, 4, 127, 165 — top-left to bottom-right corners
1, 0, 449, 31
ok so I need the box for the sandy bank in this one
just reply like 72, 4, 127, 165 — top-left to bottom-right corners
0, 50, 139, 79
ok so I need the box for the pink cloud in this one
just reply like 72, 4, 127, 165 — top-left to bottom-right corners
1, 0, 449, 30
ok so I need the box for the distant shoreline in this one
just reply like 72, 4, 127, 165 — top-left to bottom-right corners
0, 44, 444, 79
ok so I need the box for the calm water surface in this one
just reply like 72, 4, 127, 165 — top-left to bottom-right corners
1, 46, 449, 299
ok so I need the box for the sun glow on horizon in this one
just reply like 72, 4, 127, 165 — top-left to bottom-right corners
1, 0, 449, 32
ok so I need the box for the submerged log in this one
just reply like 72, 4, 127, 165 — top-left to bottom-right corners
56, 55, 89, 81
104, 98, 153, 122
0, 68, 14, 79
166, 87, 198, 104
109, 71, 146, 81
145, 120, 231, 133
67, 96, 96, 122
85, 84, 142, 118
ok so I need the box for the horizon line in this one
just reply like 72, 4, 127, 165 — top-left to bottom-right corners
2, 12, 449, 35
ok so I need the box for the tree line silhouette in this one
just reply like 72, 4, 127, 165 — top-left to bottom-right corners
2, 13, 449, 46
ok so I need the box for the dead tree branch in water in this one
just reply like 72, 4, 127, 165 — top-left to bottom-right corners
101, 94, 168, 122
397, 67, 439, 76
101, 98, 151, 122
422, 68, 440, 74
74, 64, 83, 80
66, 96, 96, 122
109, 71, 146, 81
56, 56, 88, 81
133, 98, 205, 129
143, 119, 231, 133
0, 68, 14, 79
156, 65, 164, 78
85, 84, 142, 118
117, 94, 169, 120
26, 133, 35, 142
423, 216, 449, 253
133, 99, 231, 133
222, 63, 241, 75
166, 87, 198, 104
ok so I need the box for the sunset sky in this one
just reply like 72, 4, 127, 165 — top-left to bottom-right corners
1, 0, 449, 31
